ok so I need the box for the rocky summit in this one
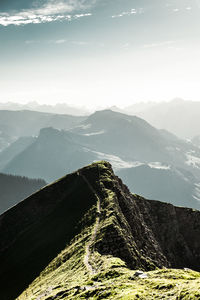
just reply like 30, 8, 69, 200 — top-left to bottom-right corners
0, 161, 199, 300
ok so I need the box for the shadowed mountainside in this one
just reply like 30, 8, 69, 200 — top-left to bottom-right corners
0, 161, 199, 300
0, 173, 46, 214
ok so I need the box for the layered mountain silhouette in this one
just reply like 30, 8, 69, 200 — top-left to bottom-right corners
0, 110, 85, 151
0, 136, 35, 170
0, 173, 46, 214
2, 127, 99, 182
72, 110, 171, 162
118, 164, 200, 210
72, 110, 200, 171
0, 101, 89, 116
123, 99, 200, 139
0, 162, 199, 300
2, 110, 200, 209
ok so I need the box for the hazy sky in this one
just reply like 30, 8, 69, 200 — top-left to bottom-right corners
0, 0, 200, 107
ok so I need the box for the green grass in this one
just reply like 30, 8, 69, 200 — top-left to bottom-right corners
17, 248, 200, 300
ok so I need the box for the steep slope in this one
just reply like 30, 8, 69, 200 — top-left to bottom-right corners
0, 173, 46, 214
0, 136, 35, 170
0, 162, 199, 300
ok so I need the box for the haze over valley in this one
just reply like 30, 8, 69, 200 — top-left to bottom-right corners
1, 107, 200, 214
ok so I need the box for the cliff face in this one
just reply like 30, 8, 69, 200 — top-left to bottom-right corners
0, 161, 199, 300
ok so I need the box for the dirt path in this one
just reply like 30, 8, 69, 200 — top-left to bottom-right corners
78, 170, 101, 275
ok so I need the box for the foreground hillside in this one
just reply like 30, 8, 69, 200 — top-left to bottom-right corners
0, 162, 199, 299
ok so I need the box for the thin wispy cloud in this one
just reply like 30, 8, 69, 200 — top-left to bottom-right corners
0, 0, 94, 26
25, 40, 40, 44
54, 39, 67, 44
143, 41, 175, 49
172, 6, 194, 13
25, 38, 90, 46
111, 8, 143, 19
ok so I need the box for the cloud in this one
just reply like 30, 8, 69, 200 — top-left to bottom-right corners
71, 40, 88, 45
54, 39, 67, 44
0, 0, 93, 26
143, 41, 175, 49
173, 8, 180, 12
25, 40, 40, 44
24, 38, 91, 46
111, 8, 143, 19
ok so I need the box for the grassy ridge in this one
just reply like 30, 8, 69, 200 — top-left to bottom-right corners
0, 161, 199, 299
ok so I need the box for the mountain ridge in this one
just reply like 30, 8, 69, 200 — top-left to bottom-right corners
0, 161, 200, 299
2, 109, 200, 210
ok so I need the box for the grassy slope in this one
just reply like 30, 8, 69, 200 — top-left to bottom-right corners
16, 162, 200, 300
18, 254, 200, 300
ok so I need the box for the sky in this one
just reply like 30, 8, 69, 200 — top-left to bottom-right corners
0, 0, 200, 108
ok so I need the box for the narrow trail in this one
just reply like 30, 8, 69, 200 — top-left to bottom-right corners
78, 170, 101, 275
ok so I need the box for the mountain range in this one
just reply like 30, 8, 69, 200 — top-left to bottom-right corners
0, 101, 89, 116
0, 110, 85, 152
1, 109, 200, 210
1, 98, 200, 140
1, 99, 200, 140
117, 164, 200, 209
121, 99, 200, 139
0, 162, 199, 300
